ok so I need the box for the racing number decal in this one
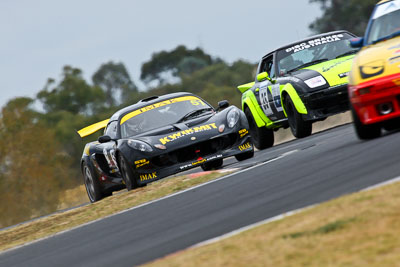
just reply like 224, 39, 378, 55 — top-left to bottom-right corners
260, 82, 282, 116
190, 99, 206, 106
260, 83, 273, 116
271, 83, 283, 112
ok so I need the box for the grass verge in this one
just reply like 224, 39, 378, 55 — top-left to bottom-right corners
0, 170, 233, 252
146, 180, 400, 267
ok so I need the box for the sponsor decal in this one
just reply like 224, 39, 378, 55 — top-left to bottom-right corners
238, 142, 252, 151
135, 159, 150, 168
140, 172, 157, 182
191, 158, 206, 166
338, 72, 349, 78
285, 34, 344, 53
120, 96, 205, 125
359, 60, 385, 79
239, 129, 249, 138
159, 123, 217, 145
322, 57, 352, 72
179, 154, 223, 170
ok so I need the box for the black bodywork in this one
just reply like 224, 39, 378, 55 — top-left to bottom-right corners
81, 92, 253, 201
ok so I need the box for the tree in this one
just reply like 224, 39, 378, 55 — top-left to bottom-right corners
0, 98, 74, 227
309, 0, 376, 36
92, 61, 138, 107
37, 66, 106, 115
142, 59, 255, 108
140, 45, 216, 85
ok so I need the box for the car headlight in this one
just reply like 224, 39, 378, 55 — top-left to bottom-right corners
227, 109, 240, 128
304, 75, 326, 88
127, 140, 153, 152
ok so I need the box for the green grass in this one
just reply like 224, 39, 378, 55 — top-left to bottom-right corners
0, 170, 232, 252
146, 181, 400, 267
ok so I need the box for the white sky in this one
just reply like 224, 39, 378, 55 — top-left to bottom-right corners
0, 0, 321, 108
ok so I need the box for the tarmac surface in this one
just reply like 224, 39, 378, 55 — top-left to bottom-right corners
1, 124, 400, 267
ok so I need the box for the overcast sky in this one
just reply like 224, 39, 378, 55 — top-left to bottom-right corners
0, 0, 321, 108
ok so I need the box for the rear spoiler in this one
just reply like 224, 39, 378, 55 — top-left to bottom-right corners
77, 119, 109, 138
237, 82, 255, 93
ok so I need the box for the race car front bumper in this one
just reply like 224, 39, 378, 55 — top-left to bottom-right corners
350, 73, 400, 125
133, 134, 253, 185
301, 84, 349, 121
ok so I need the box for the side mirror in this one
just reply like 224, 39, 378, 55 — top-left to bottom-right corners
217, 100, 229, 111
350, 37, 364, 48
256, 72, 271, 82
98, 135, 112, 143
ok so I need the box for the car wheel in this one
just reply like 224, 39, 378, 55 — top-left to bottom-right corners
351, 106, 381, 139
235, 149, 254, 161
201, 158, 223, 171
285, 95, 312, 138
244, 108, 274, 150
82, 161, 104, 203
118, 154, 138, 191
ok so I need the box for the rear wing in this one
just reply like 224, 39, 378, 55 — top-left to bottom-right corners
77, 119, 109, 138
237, 82, 255, 93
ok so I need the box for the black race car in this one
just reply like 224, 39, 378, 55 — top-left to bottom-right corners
78, 92, 254, 202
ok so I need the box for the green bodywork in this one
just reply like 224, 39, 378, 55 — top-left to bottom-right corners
241, 89, 276, 128
238, 82, 255, 94
280, 84, 307, 116
303, 55, 353, 86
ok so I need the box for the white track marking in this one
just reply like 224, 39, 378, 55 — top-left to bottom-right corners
0, 149, 298, 255
188, 175, 400, 250
190, 205, 316, 249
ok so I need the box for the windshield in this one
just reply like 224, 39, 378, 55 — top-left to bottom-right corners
276, 33, 357, 76
366, 1, 400, 44
120, 96, 213, 138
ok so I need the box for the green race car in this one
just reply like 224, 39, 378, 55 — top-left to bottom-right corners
238, 30, 358, 149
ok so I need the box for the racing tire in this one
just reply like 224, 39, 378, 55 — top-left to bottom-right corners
285, 95, 312, 138
82, 161, 105, 203
235, 149, 254, 161
201, 158, 223, 171
118, 154, 138, 191
244, 108, 274, 150
351, 106, 381, 139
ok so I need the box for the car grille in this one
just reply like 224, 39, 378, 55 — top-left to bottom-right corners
305, 84, 349, 110
151, 133, 238, 167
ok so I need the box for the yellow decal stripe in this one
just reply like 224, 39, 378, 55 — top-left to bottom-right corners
120, 96, 201, 125
77, 119, 110, 138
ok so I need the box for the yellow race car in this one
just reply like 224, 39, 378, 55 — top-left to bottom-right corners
349, 0, 400, 139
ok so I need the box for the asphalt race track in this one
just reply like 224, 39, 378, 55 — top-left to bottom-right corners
1, 124, 400, 267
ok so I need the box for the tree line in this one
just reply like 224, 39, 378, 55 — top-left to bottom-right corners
0, 46, 254, 227
0, 0, 377, 227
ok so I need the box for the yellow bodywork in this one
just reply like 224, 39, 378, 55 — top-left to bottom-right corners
120, 95, 202, 125
349, 36, 400, 86
378, 0, 393, 4
77, 119, 109, 138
